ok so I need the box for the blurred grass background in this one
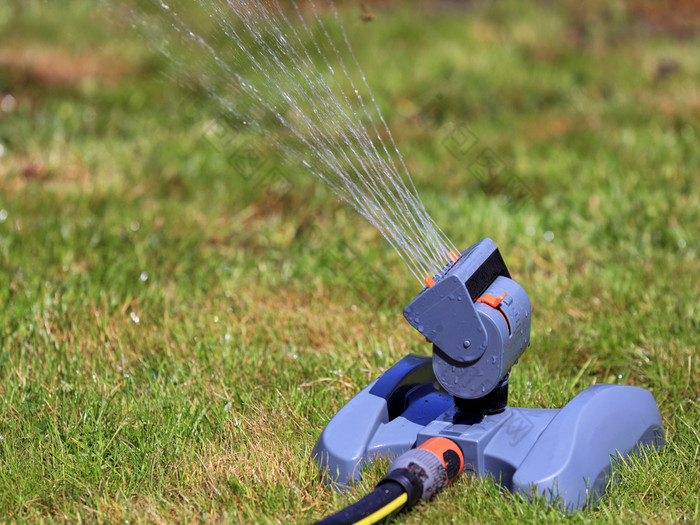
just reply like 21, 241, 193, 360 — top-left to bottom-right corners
0, 0, 698, 523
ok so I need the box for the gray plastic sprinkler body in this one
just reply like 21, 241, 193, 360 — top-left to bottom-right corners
313, 238, 664, 510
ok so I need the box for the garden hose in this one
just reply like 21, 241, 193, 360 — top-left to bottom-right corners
314, 437, 464, 525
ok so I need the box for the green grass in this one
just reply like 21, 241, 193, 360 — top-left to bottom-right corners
0, 0, 698, 522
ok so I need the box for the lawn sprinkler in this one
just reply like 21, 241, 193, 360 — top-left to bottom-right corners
313, 238, 664, 521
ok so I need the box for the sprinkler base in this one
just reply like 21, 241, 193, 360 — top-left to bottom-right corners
313, 354, 663, 510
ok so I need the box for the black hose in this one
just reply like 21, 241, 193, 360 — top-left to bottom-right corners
313, 480, 407, 525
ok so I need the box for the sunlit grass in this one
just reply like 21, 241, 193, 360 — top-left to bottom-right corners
0, 0, 698, 523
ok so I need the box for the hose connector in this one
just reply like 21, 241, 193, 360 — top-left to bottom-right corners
382, 437, 464, 502
314, 438, 464, 525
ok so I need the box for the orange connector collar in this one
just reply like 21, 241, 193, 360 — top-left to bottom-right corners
418, 437, 465, 483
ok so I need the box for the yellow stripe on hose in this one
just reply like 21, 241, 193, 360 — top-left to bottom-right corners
353, 492, 408, 525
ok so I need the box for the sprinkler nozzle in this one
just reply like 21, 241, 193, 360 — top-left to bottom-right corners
404, 238, 531, 402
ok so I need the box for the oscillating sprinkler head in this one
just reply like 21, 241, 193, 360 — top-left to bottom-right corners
403, 238, 531, 407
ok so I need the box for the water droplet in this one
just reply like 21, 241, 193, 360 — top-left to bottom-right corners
544, 230, 554, 242
0, 209, 7, 222
130, 221, 140, 232
139, 272, 148, 282
160, 1, 170, 10
678, 238, 686, 249
1, 95, 16, 113
130, 312, 140, 324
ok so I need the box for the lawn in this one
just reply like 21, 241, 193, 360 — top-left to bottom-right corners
0, 0, 698, 523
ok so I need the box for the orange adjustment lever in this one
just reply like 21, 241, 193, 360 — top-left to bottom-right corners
476, 292, 507, 309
